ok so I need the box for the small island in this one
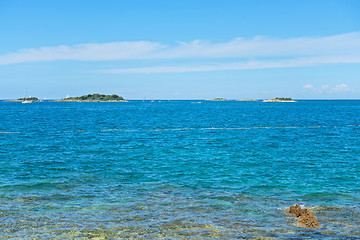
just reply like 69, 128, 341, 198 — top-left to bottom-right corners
15, 97, 39, 101
263, 97, 296, 102
61, 94, 127, 102
205, 98, 229, 101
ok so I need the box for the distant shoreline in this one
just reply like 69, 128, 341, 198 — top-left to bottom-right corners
2, 99, 360, 102
57, 99, 128, 102
263, 97, 297, 102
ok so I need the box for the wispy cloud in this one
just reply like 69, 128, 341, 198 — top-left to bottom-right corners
304, 84, 314, 89
304, 83, 351, 93
0, 41, 164, 65
331, 84, 350, 92
1, 32, 360, 73
101, 56, 360, 73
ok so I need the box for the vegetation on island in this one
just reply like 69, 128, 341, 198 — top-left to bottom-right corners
206, 98, 229, 101
263, 97, 296, 102
64, 93, 125, 101
17, 97, 39, 101
275, 97, 293, 101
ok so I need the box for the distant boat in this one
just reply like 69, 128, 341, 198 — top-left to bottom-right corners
22, 89, 32, 104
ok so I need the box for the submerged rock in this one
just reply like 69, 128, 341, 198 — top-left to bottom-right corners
289, 204, 320, 229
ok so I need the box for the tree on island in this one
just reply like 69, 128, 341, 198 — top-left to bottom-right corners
210, 98, 228, 101
65, 93, 124, 101
275, 97, 293, 101
17, 97, 39, 101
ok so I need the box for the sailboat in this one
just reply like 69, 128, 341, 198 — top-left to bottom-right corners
22, 98, 32, 104
22, 89, 32, 104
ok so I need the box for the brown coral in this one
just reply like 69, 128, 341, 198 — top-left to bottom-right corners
289, 204, 320, 229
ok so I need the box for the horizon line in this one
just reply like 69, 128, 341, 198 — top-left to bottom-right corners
2, 98, 360, 101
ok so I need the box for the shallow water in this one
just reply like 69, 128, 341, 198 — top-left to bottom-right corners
1, 100, 360, 239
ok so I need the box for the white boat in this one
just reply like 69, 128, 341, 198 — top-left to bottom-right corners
22, 90, 33, 103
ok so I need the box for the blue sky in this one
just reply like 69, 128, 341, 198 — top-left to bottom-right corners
1, 0, 360, 99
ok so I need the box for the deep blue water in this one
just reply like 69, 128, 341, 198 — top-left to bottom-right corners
0, 100, 360, 239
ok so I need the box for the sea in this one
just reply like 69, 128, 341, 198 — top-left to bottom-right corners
0, 100, 359, 239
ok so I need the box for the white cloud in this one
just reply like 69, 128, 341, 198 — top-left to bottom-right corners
1, 32, 360, 73
160, 32, 360, 59
320, 85, 330, 91
304, 83, 351, 93
100, 56, 360, 73
0, 41, 164, 65
304, 84, 314, 89
331, 84, 350, 92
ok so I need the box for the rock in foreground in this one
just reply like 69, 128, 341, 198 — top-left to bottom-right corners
289, 204, 320, 229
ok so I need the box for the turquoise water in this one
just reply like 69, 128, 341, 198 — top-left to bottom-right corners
1, 100, 360, 239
